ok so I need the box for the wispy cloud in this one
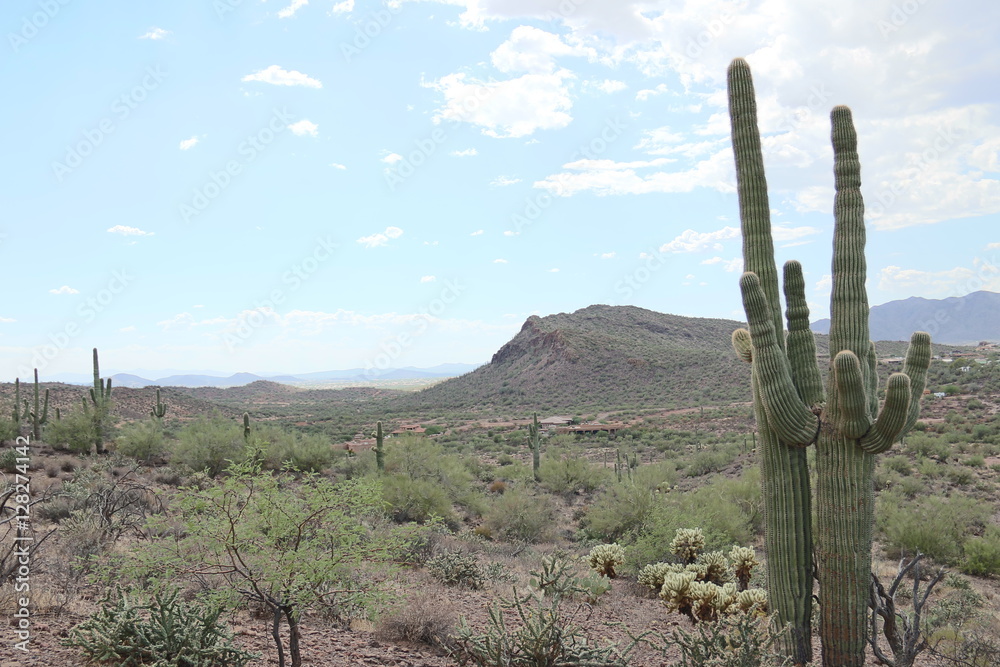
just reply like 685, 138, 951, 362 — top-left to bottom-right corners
278, 0, 308, 18
49, 286, 79, 295
491, 175, 521, 187
470, 229, 484, 236
241, 65, 322, 88
357, 226, 403, 248
420, 275, 436, 283
330, 162, 347, 170
108, 225, 154, 236
493, 258, 508, 264
179, 136, 199, 150
139, 27, 170, 40
661, 227, 739, 254
451, 148, 478, 157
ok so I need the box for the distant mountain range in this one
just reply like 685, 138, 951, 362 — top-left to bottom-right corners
46, 364, 481, 388
811, 290, 1000, 345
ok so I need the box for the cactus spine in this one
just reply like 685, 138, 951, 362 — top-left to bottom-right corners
374, 421, 385, 472
29, 369, 49, 442
529, 413, 541, 482
86, 348, 113, 454
727, 58, 930, 667
150, 388, 167, 420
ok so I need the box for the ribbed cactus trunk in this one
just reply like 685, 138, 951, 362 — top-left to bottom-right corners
727, 59, 930, 667
89, 348, 112, 455
529, 413, 541, 482
30, 369, 49, 442
374, 421, 385, 472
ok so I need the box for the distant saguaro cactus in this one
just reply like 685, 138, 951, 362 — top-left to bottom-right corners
84, 348, 113, 454
528, 413, 541, 482
727, 58, 930, 666
374, 421, 385, 472
150, 388, 167, 420
29, 369, 49, 442
242, 412, 251, 442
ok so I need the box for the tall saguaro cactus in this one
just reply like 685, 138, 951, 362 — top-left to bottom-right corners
528, 413, 541, 482
30, 369, 49, 442
374, 420, 385, 472
150, 388, 167, 421
86, 348, 113, 454
727, 58, 930, 667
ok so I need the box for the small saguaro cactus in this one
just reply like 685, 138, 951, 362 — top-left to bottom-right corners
528, 413, 541, 482
726, 58, 930, 667
242, 412, 251, 442
29, 369, 49, 442
86, 348, 113, 454
374, 421, 385, 472
150, 388, 167, 420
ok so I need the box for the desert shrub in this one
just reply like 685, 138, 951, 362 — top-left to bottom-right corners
883, 455, 913, 476
45, 410, 97, 453
961, 526, 1000, 577
114, 419, 166, 462
250, 425, 333, 472
905, 433, 951, 460
581, 482, 658, 542
0, 448, 19, 473
487, 480, 507, 494
172, 415, 246, 477
631, 460, 679, 490
945, 466, 974, 486
374, 591, 456, 650
643, 612, 789, 667
537, 447, 607, 495
456, 558, 634, 666
877, 491, 990, 564
385, 437, 482, 514
383, 474, 458, 527
964, 454, 985, 468
63, 587, 255, 666
427, 550, 485, 590
481, 488, 555, 544
683, 447, 737, 477
896, 476, 927, 498
0, 417, 19, 443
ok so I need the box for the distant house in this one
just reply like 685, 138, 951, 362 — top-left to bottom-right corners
390, 424, 426, 436
540, 416, 574, 431
960, 366, 972, 373
343, 434, 376, 453
556, 422, 628, 436
933, 392, 947, 399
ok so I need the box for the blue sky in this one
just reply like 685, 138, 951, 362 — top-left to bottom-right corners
3, 0, 999, 379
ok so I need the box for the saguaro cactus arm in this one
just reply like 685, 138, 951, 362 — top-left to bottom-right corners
783, 261, 824, 409
739, 273, 818, 444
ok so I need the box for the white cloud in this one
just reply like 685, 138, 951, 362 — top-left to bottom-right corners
330, 162, 347, 170
878, 261, 1000, 295
139, 27, 170, 40
493, 258, 508, 264
988, 243, 1000, 250
491, 175, 521, 187
598, 252, 616, 259
549, 268, 559, 272
635, 84, 668, 101
701, 256, 743, 272
357, 226, 404, 248
660, 226, 739, 254
49, 285, 79, 295
107, 225, 154, 236
241, 65, 322, 88
427, 69, 574, 138
420, 275, 436, 283
490, 26, 593, 75
815, 274, 832, 295
179, 136, 199, 150
470, 229, 484, 236
590, 79, 627, 94
503, 230, 519, 236
381, 153, 403, 164
278, 0, 308, 18
120, 325, 137, 333
450, 148, 478, 157
288, 119, 319, 136
331, 0, 354, 12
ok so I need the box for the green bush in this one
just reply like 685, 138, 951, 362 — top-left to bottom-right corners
537, 447, 607, 495
481, 488, 555, 544
581, 482, 658, 542
45, 410, 97, 454
385, 437, 481, 514
383, 474, 458, 527
0, 417, 19, 443
114, 419, 166, 462
877, 491, 990, 564
961, 526, 1000, 577
63, 587, 256, 666
905, 433, 951, 460
882, 455, 913, 476
172, 415, 246, 477
250, 425, 333, 472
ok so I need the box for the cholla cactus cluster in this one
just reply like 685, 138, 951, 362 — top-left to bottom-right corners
587, 543, 625, 579
640, 529, 766, 623
670, 528, 706, 564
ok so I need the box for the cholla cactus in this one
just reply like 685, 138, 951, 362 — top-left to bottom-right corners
690, 581, 739, 623
661, 571, 699, 619
697, 551, 732, 586
588, 543, 625, 579
670, 528, 706, 564
637, 562, 683, 590
729, 546, 760, 591
735, 588, 769, 615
